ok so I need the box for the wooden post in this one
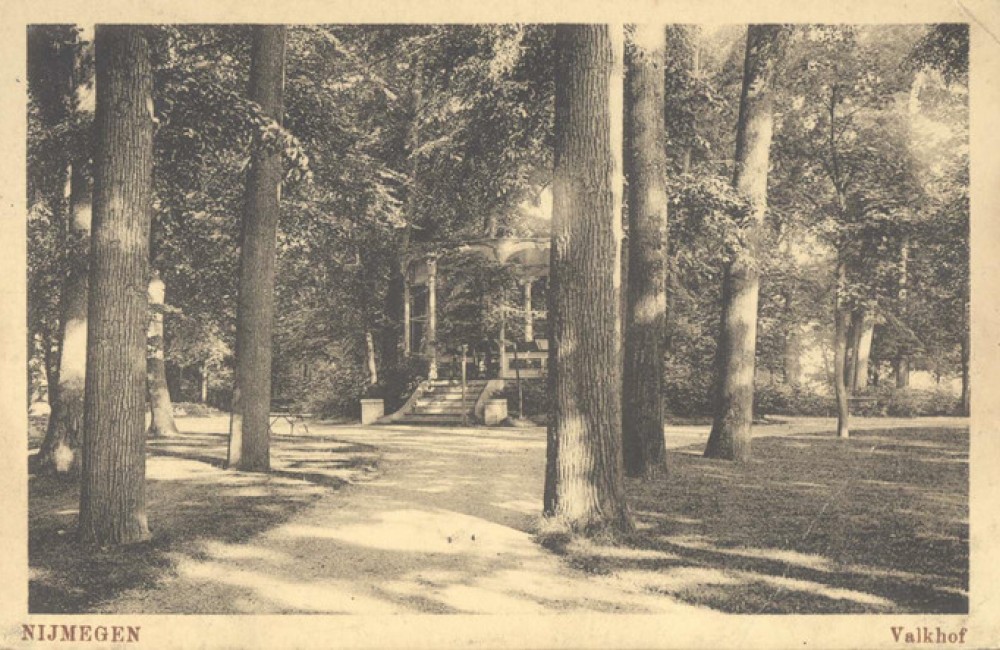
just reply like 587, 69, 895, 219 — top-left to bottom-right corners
461, 344, 468, 425
499, 320, 508, 379
523, 279, 534, 342
427, 256, 438, 380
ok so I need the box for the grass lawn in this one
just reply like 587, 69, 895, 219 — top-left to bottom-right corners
28, 421, 967, 614
556, 426, 968, 613
28, 431, 380, 613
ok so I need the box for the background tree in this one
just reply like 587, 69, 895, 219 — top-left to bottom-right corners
622, 24, 668, 479
543, 24, 631, 536
78, 24, 154, 546
29, 26, 94, 474
228, 25, 287, 472
704, 25, 789, 461
146, 271, 178, 436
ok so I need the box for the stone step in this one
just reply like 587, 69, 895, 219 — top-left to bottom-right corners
412, 405, 474, 414
428, 381, 488, 388
424, 386, 487, 394
415, 394, 480, 404
393, 414, 471, 426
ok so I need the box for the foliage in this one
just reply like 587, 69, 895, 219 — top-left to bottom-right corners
754, 383, 836, 417
25, 23, 968, 423
499, 378, 548, 419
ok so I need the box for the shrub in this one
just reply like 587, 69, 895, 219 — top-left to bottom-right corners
664, 373, 714, 418
877, 386, 960, 417
753, 383, 835, 418
500, 378, 548, 419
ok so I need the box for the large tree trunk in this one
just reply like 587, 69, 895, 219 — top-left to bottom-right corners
834, 262, 851, 439
34, 30, 91, 475
704, 25, 787, 462
228, 26, 285, 472
78, 25, 153, 546
543, 24, 632, 536
38, 162, 91, 473
146, 271, 179, 437
622, 24, 668, 480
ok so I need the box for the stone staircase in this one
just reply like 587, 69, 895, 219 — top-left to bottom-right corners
387, 379, 489, 426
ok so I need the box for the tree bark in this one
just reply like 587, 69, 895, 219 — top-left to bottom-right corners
78, 25, 153, 546
146, 271, 179, 437
622, 24, 668, 479
39, 162, 91, 473
544, 24, 632, 536
704, 25, 787, 462
228, 26, 285, 472
834, 262, 851, 439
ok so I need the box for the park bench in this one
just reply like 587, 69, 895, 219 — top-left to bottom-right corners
269, 398, 311, 436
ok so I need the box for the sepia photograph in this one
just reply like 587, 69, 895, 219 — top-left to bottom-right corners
3, 2, 999, 648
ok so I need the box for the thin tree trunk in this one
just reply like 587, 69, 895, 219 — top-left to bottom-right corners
844, 311, 859, 392
381, 239, 406, 408
78, 25, 153, 546
854, 310, 874, 390
39, 162, 91, 473
704, 25, 787, 462
622, 24, 668, 479
200, 360, 209, 403
146, 271, 178, 437
894, 356, 910, 388
381, 59, 422, 408
228, 26, 285, 472
365, 331, 378, 385
544, 24, 632, 536
834, 261, 851, 439
895, 236, 910, 389
781, 289, 802, 387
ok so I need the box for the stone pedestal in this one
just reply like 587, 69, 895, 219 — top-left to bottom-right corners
484, 398, 508, 426
360, 399, 384, 425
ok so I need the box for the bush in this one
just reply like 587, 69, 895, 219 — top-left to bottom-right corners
664, 373, 714, 418
876, 386, 960, 417
500, 378, 548, 419
754, 383, 835, 418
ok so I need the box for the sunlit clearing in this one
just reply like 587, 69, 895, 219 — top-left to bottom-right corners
274, 509, 534, 556
197, 540, 291, 565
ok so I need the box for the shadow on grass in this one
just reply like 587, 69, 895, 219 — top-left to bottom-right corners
29, 432, 380, 614
555, 426, 968, 614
